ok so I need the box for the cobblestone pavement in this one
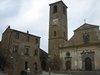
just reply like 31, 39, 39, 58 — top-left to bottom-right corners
39, 71, 68, 75
38, 71, 100, 75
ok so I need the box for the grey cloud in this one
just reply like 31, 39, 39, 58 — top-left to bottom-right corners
0, 0, 100, 52
0, 0, 22, 19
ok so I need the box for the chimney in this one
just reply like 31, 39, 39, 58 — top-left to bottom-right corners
8, 26, 10, 29
27, 31, 29, 34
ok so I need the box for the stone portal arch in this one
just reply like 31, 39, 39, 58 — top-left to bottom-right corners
65, 61, 71, 70
85, 57, 92, 71
81, 50, 95, 71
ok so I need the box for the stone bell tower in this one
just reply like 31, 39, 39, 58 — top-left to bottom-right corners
48, 1, 68, 59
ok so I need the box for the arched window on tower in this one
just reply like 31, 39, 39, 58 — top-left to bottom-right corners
63, 6, 66, 15
25, 61, 28, 70
64, 32, 65, 37
34, 62, 38, 72
34, 49, 38, 56
54, 31, 56, 36
53, 5, 57, 13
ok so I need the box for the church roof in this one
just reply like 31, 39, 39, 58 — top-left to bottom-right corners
49, 1, 67, 8
60, 23, 100, 48
74, 23, 99, 32
3, 26, 40, 38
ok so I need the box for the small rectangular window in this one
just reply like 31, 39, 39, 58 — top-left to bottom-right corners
15, 32, 19, 39
24, 47, 29, 55
13, 45, 18, 53
34, 49, 38, 56
35, 38, 38, 44
64, 32, 65, 37
26, 35, 30, 42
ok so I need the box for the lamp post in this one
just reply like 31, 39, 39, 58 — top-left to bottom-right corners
27, 68, 30, 75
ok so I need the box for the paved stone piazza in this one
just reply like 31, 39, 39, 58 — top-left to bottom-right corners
38, 71, 100, 75
0, 71, 100, 75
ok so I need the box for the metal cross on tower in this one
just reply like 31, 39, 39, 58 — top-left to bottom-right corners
56, 0, 62, 1
84, 19, 86, 23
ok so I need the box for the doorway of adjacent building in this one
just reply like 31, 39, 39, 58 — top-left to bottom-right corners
20, 70, 27, 75
85, 57, 92, 71
65, 61, 71, 70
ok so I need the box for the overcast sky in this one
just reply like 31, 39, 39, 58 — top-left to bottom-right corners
0, 0, 100, 52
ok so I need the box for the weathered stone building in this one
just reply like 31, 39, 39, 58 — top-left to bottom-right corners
1, 26, 42, 75
40, 49, 48, 71
48, 1, 100, 71
60, 23, 100, 71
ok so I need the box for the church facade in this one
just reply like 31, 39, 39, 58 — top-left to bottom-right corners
48, 1, 100, 71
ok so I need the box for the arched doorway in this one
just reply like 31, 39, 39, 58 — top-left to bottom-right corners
65, 61, 71, 70
41, 60, 46, 70
34, 62, 38, 72
85, 57, 92, 71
